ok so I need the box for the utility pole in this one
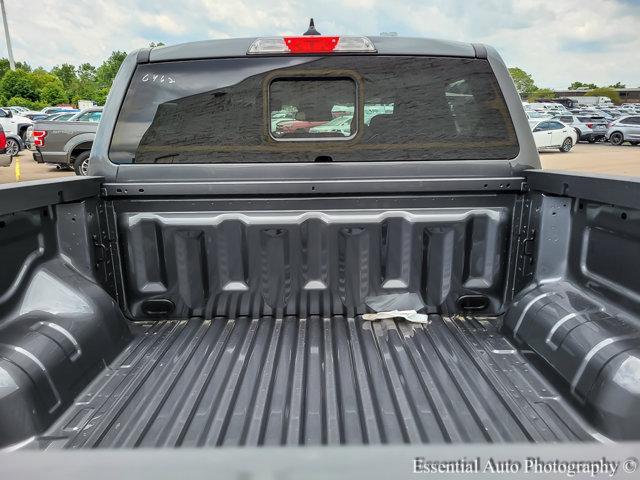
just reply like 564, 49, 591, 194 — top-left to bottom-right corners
0, 0, 15, 70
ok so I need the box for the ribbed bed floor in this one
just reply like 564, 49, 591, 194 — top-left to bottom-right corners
37, 315, 596, 449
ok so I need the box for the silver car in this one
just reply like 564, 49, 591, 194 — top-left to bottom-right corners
553, 114, 607, 143
605, 115, 640, 146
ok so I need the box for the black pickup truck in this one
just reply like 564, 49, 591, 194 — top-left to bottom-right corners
1, 33, 639, 478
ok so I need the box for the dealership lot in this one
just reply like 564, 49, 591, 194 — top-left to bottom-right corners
539, 142, 640, 175
1, 143, 639, 184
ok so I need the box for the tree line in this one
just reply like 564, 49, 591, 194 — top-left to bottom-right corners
508, 67, 629, 104
0, 42, 166, 110
0, 50, 128, 109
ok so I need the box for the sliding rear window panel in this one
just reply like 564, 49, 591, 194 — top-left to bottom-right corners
109, 56, 519, 164
265, 70, 364, 142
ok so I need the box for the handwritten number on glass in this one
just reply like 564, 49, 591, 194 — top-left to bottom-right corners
142, 73, 176, 84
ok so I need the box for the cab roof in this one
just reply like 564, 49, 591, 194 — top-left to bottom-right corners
145, 36, 483, 63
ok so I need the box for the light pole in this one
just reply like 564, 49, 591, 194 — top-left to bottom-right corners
0, 0, 15, 70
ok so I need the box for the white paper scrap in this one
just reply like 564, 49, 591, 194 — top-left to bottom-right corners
362, 310, 431, 324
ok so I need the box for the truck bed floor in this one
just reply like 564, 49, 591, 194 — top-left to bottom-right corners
37, 315, 597, 449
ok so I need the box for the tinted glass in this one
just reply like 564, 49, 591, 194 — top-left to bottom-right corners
110, 56, 519, 163
559, 116, 573, 123
548, 121, 564, 129
536, 122, 550, 130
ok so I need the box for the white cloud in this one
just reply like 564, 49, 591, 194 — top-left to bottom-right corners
1, 0, 638, 88
141, 14, 186, 34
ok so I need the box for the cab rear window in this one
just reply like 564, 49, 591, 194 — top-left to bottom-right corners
109, 56, 519, 163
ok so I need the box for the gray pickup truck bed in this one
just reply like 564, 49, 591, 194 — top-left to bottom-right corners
37, 315, 593, 449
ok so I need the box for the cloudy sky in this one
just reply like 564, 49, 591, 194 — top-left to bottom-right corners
3, 0, 639, 88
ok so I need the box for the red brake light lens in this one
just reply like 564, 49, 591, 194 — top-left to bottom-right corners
586, 123, 593, 129
33, 130, 47, 147
0, 130, 6, 150
284, 36, 339, 53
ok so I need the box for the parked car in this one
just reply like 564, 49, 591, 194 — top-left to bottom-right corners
3, 131, 25, 156
2, 33, 640, 478
31, 107, 103, 174
606, 115, 640, 145
584, 111, 615, 122
24, 113, 53, 121
0, 107, 32, 139
273, 118, 327, 136
40, 106, 77, 115
6, 106, 32, 116
552, 114, 607, 143
525, 110, 551, 125
308, 115, 353, 135
270, 111, 295, 131
528, 102, 568, 115
597, 109, 623, 118
48, 112, 78, 122
531, 119, 577, 151
67, 108, 103, 122
0, 124, 11, 167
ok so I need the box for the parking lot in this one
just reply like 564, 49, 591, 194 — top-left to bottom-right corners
539, 142, 640, 175
1, 143, 639, 184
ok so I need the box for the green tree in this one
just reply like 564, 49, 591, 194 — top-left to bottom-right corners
0, 69, 38, 101
568, 81, 597, 90
77, 63, 97, 82
95, 51, 126, 88
94, 87, 110, 106
528, 88, 556, 102
608, 82, 626, 89
508, 67, 536, 94
16, 61, 31, 72
69, 82, 98, 104
586, 87, 621, 104
149, 42, 165, 48
30, 68, 62, 90
5, 96, 32, 107
6, 96, 46, 110
40, 82, 68, 105
51, 63, 77, 89
0, 58, 32, 78
67, 63, 99, 104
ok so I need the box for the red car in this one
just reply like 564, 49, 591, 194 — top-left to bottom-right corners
274, 119, 327, 135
